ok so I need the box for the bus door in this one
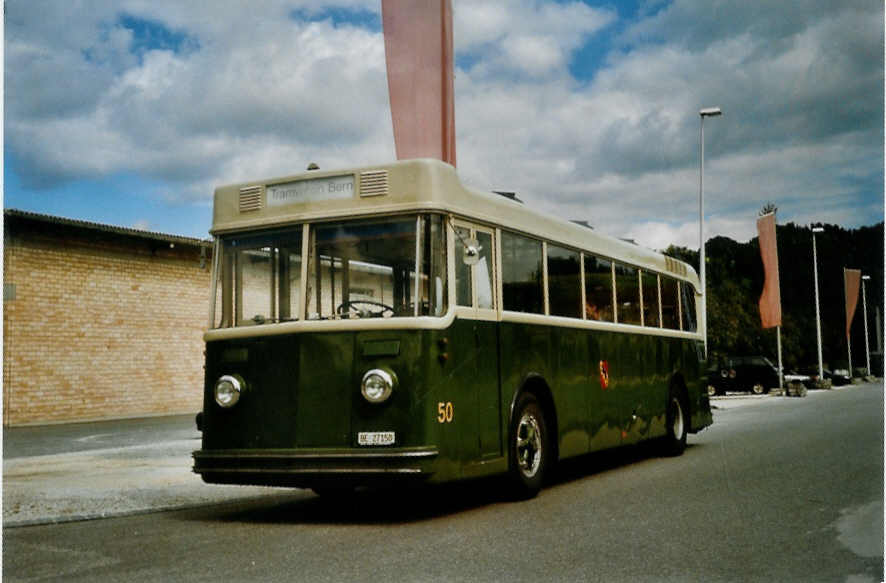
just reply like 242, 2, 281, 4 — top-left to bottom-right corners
452, 222, 501, 460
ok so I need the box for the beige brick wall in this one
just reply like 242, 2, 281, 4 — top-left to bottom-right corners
3, 220, 211, 426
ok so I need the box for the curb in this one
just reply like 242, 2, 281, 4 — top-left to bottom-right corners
2, 442, 299, 528
3, 494, 293, 528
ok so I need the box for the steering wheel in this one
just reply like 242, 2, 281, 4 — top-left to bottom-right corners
336, 300, 395, 318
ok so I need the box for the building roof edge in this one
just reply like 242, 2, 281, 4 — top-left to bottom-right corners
4, 209, 212, 248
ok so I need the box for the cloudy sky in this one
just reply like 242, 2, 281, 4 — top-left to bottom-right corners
4, 0, 883, 250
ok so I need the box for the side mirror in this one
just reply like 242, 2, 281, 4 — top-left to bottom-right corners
462, 238, 482, 266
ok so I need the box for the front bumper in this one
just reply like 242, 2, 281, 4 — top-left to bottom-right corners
193, 446, 439, 488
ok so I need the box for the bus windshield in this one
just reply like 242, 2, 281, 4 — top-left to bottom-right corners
213, 214, 447, 327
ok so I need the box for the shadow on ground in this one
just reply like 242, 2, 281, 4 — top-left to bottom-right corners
186, 441, 700, 526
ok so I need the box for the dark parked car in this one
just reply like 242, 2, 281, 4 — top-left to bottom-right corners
798, 367, 851, 387
824, 369, 851, 386
784, 371, 812, 387
707, 355, 780, 396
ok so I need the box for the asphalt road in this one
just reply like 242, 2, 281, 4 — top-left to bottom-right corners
3, 414, 197, 459
4, 385, 883, 582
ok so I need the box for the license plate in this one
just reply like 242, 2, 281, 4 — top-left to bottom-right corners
357, 431, 395, 446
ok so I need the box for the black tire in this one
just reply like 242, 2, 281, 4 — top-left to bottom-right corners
661, 392, 687, 456
507, 393, 549, 499
312, 484, 356, 499
750, 383, 766, 395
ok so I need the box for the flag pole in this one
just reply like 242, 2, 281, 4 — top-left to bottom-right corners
777, 325, 784, 389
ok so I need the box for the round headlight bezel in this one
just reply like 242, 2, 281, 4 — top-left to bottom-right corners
214, 374, 244, 408
361, 369, 395, 404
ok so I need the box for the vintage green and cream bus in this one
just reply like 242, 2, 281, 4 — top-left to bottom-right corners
193, 158, 712, 498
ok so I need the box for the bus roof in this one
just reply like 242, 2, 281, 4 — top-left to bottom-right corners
211, 158, 700, 289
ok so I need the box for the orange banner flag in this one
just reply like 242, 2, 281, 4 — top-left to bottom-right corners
844, 268, 861, 339
757, 212, 782, 328
382, 0, 456, 166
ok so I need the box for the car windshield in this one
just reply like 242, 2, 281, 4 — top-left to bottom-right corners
212, 214, 447, 327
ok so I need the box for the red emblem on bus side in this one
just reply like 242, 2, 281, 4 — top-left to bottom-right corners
599, 360, 610, 390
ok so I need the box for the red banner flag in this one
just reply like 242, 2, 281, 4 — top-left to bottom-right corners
757, 212, 782, 328
844, 268, 861, 338
382, 0, 456, 166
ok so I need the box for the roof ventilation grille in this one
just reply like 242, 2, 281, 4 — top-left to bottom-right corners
665, 256, 688, 277
492, 190, 523, 204
239, 185, 263, 212
360, 170, 389, 197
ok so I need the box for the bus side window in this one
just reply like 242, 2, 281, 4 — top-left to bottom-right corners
425, 215, 448, 317
454, 226, 473, 307
583, 254, 613, 322
614, 263, 641, 325
642, 271, 661, 327
501, 231, 544, 314
660, 275, 680, 329
680, 281, 697, 332
547, 244, 581, 319
475, 231, 494, 309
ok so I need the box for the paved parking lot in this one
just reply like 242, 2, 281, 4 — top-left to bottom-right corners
2, 382, 877, 527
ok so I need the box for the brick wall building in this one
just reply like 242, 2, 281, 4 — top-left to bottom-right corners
3, 210, 213, 426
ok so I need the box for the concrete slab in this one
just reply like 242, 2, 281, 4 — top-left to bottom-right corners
3, 424, 299, 527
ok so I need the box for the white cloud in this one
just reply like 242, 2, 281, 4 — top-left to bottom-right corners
7, 2, 393, 193
451, 0, 882, 247
455, 0, 615, 77
5, 0, 883, 248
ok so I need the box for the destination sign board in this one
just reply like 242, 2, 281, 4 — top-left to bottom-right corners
266, 175, 354, 207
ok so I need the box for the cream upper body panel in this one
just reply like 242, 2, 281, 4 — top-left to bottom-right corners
211, 158, 700, 292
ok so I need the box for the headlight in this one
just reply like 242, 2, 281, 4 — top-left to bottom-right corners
215, 375, 244, 408
361, 369, 395, 404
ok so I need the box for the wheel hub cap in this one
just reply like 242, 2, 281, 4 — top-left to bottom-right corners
672, 398, 684, 438
516, 413, 542, 477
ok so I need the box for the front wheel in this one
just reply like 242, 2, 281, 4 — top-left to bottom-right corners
312, 486, 355, 499
507, 393, 549, 499
661, 393, 687, 456
750, 383, 766, 395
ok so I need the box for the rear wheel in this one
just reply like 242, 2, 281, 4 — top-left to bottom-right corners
312, 485, 355, 499
661, 392, 687, 456
507, 393, 549, 499
751, 383, 766, 395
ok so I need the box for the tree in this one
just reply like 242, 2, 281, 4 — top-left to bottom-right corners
701, 221, 883, 372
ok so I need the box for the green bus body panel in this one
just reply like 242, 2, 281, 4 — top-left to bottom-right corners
195, 319, 711, 488
497, 323, 708, 455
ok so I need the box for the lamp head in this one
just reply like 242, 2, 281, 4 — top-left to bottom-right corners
699, 107, 722, 117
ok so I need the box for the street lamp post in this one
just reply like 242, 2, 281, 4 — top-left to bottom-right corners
699, 106, 722, 357
812, 227, 824, 380
862, 274, 871, 377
